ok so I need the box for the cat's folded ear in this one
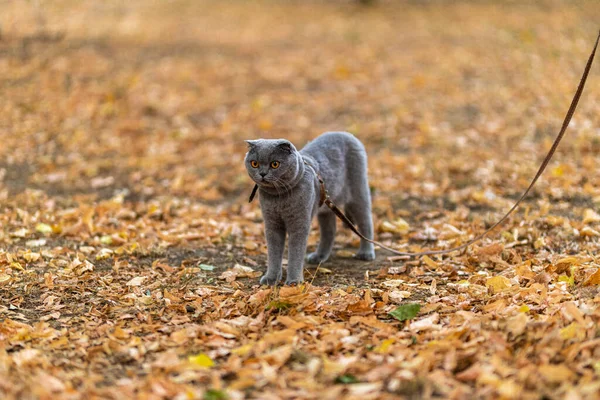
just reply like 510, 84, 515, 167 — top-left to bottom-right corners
245, 140, 258, 149
276, 140, 296, 154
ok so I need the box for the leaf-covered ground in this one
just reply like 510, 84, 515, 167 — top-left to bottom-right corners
1, 1, 600, 399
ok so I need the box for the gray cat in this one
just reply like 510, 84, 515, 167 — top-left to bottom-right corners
245, 131, 375, 286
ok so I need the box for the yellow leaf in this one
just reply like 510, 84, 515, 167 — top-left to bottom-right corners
374, 338, 394, 353
518, 305, 530, 313
559, 322, 580, 341
551, 165, 564, 177
188, 353, 214, 368
10, 262, 24, 271
486, 276, 512, 293
35, 223, 53, 234
557, 275, 574, 286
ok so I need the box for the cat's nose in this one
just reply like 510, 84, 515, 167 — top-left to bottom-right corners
259, 172, 267, 178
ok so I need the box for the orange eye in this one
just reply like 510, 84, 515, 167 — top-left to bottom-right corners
270, 161, 280, 169
250, 160, 259, 168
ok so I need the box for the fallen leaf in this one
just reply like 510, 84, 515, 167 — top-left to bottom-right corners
389, 303, 421, 322
486, 276, 512, 293
583, 209, 600, 224
583, 268, 600, 286
35, 223, 53, 234
188, 353, 214, 369
219, 264, 261, 282
538, 364, 574, 383
379, 219, 410, 234
126, 276, 146, 286
505, 313, 528, 337
559, 322, 585, 341
408, 313, 441, 331
388, 290, 412, 303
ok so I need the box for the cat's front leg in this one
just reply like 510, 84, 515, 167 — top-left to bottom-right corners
260, 221, 286, 286
286, 224, 310, 285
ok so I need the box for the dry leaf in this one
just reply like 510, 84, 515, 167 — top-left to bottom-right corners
126, 276, 146, 286
583, 269, 600, 286
486, 276, 512, 293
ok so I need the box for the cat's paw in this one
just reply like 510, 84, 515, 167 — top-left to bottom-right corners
260, 274, 282, 286
354, 250, 376, 261
306, 252, 327, 265
284, 278, 303, 286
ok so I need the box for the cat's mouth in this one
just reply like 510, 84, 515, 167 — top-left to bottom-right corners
256, 178, 273, 187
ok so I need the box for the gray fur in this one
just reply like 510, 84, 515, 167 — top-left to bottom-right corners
245, 132, 375, 285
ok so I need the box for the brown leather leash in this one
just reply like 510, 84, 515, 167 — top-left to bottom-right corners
251, 32, 600, 258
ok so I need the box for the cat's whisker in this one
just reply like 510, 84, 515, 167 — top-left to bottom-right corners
272, 179, 284, 197
274, 177, 293, 197
273, 180, 281, 196
271, 178, 282, 196
279, 176, 293, 196
273, 178, 286, 195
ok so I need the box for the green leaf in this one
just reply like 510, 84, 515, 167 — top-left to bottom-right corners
389, 303, 421, 321
266, 300, 291, 310
335, 374, 359, 384
199, 264, 215, 271
204, 389, 228, 400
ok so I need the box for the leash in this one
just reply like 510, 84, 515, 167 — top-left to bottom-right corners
251, 31, 600, 258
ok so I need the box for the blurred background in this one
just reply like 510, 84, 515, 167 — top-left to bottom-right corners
0, 0, 600, 255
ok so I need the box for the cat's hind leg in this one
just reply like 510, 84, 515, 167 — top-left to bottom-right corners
306, 211, 336, 264
345, 201, 375, 261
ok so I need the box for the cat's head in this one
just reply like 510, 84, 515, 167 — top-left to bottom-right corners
244, 139, 300, 189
